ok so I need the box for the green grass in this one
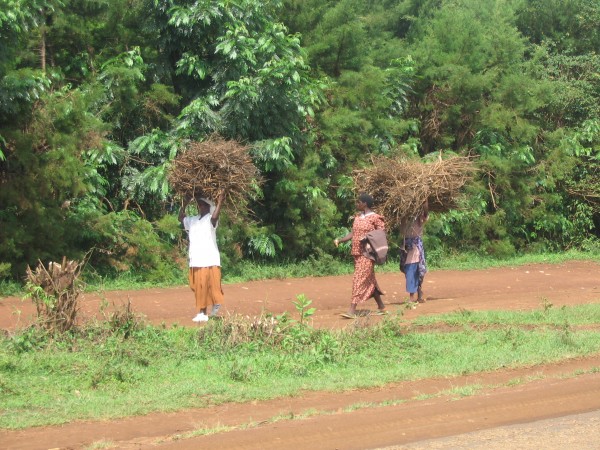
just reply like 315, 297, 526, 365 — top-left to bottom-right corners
2, 303, 600, 429
223, 253, 354, 283
0, 280, 22, 298
226, 249, 600, 281
411, 303, 600, 327
428, 249, 600, 271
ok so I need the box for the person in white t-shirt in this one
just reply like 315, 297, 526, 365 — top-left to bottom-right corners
179, 191, 226, 322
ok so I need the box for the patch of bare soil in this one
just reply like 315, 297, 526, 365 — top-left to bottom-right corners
1, 260, 599, 449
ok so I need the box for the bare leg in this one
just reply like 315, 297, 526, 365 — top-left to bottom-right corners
417, 283, 426, 303
374, 292, 385, 311
210, 304, 221, 316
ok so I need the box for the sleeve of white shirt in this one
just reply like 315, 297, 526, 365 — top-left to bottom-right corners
183, 216, 191, 232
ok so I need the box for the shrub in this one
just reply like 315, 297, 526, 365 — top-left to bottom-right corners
484, 240, 516, 259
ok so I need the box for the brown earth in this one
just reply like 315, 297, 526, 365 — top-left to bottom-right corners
1, 260, 600, 449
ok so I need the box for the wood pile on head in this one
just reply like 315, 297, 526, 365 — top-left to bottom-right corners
25, 257, 85, 333
353, 154, 477, 232
168, 135, 261, 213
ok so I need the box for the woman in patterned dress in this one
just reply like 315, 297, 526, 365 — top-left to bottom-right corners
334, 193, 386, 318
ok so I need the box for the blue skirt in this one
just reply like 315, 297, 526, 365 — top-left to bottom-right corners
404, 262, 420, 293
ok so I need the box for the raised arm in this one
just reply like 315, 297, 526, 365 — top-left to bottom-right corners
211, 191, 226, 227
422, 199, 429, 223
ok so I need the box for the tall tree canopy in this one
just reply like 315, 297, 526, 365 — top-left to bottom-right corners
1, 0, 598, 280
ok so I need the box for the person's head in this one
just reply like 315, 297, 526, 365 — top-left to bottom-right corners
195, 194, 215, 215
357, 193, 374, 210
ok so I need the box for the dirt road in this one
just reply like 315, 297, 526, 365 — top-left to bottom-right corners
1, 260, 600, 449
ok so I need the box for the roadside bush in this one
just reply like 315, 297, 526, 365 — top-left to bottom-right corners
86, 211, 182, 282
0, 263, 11, 279
421, 242, 443, 268
297, 251, 348, 277
0, 280, 21, 297
580, 237, 600, 254
6, 326, 50, 354
485, 240, 517, 259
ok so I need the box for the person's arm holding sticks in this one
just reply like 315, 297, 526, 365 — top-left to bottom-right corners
422, 198, 429, 224
211, 190, 226, 227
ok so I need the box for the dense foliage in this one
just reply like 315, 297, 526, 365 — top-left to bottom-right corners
1, 0, 598, 281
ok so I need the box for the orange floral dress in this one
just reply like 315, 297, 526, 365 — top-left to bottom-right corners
350, 212, 385, 305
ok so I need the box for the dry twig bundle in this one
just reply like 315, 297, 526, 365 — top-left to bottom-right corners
168, 135, 261, 212
25, 257, 85, 333
354, 154, 477, 232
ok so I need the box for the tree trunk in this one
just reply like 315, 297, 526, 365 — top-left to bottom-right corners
40, 27, 46, 72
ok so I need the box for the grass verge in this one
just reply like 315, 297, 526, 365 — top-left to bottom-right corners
1, 303, 600, 429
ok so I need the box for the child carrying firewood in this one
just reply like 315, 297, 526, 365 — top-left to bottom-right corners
400, 199, 429, 303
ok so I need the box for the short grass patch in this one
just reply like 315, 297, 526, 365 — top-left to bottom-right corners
411, 303, 600, 327
2, 303, 600, 429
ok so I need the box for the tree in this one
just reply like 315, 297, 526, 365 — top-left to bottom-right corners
124, 0, 332, 258
516, 0, 600, 54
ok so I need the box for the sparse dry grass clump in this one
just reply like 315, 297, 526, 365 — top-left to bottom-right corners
198, 312, 292, 349
25, 257, 85, 333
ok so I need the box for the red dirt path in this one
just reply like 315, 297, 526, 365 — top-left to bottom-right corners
1, 260, 600, 449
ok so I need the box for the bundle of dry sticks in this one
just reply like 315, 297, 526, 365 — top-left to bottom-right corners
168, 135, 260, 211
26, 257, 84, 333
353, 154, 477, 231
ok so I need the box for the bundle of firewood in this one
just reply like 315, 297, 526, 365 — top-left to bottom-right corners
353, 154, 477, 231
168, 135, 261, 211
25, 257, 84, 333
